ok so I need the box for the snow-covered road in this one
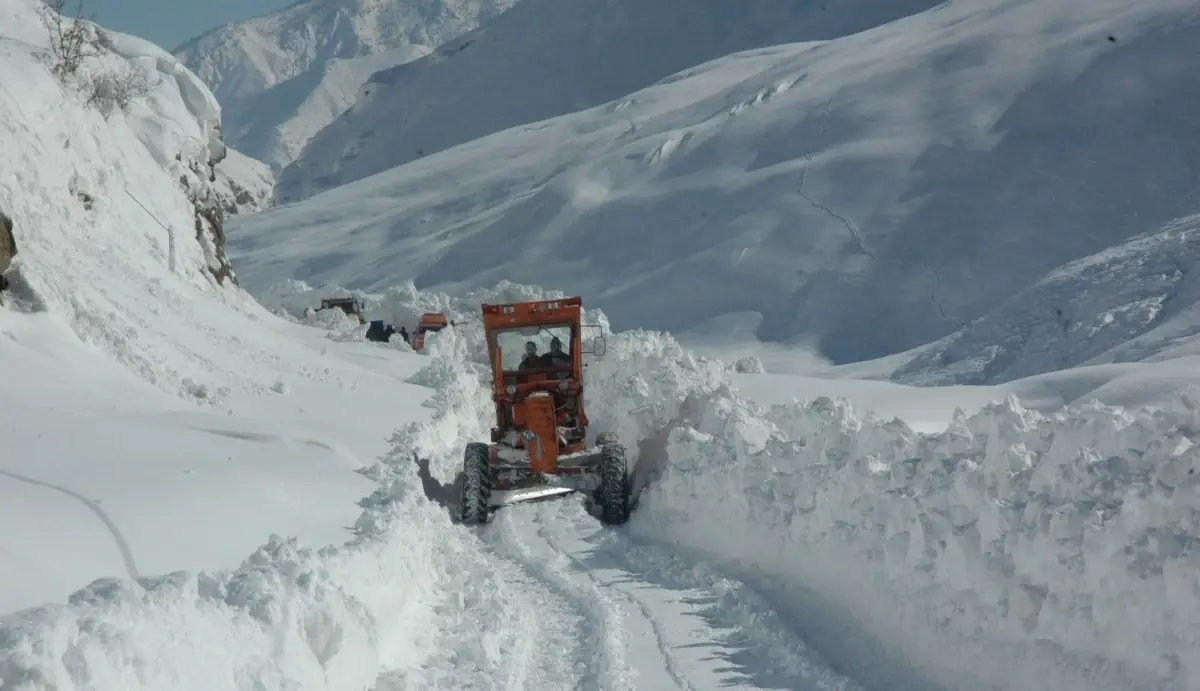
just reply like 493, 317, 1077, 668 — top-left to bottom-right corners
373, 498, 862, 691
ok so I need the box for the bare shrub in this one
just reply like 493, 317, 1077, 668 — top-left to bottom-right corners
82, 64, 152, 119
35, 0, 98, 82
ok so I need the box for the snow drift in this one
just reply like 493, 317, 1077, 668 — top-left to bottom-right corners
4, 269, 1198, 688
174, 0, 518, 171
232, 0, 1200, 369
378, 283, 1200, 690
275, 280, 1200, 690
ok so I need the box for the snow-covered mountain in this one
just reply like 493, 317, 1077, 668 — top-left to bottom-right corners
4, 1, 1200, 688
274, 0, 944, 202
174, 0, 518, 172
890, 213, 1200, 386
231, 0, 1200, 369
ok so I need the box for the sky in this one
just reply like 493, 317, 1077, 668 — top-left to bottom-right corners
86, 0, 297, 51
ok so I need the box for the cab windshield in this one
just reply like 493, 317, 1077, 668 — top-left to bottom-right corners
495, 324, 572, 372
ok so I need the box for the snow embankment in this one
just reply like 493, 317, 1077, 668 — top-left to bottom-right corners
0, 283, 602, 690
611, 348, 1200, 689
356, 281, 1200, 689
248, 279, 1200, 688
4, 270, 1198, 688
0, 356, 455, 691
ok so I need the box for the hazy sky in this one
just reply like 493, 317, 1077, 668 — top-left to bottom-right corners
86, 0, 296, 51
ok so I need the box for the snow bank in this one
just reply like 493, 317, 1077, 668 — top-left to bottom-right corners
621, 355, 1200, 689
0, 280, 605, 688
344, 278, 1200, 689
356, 282, 1199, 689
0, 374, 461, 691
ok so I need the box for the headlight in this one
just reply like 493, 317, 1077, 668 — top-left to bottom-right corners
506, 384, 516, 395
557, 380, 569, 391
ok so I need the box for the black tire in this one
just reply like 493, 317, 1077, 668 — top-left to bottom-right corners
597, 443, 631, 525
457, 442, 492, 525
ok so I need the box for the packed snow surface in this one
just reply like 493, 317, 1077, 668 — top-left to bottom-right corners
233, 0, 1200, 372
174, 0, 518, 170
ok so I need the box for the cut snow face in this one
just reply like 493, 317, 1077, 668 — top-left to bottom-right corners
230, 0, 1200, 372
173, 0, 519, 171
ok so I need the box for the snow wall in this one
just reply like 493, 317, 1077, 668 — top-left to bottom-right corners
3, 279, 1198, 691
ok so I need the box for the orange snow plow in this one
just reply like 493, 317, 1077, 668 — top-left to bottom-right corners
455, 296, 629, 525
411, 311, 449, 350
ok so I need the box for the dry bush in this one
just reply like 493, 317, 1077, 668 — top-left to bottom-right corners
82, 64, 152, 119
35, 0, 98, 82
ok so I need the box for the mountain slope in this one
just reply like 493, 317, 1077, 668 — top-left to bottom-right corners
890, 213, 1200, 385
231, 0, 1200, 366
274, 0, 944, 202
174, 0, 517, 171
0, 0, 436, 617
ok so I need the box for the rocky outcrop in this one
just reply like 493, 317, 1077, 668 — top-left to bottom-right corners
0, 211, 14, 291
177, 127, 238, 286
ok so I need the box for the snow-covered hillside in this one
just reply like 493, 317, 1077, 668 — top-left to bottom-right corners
890, 214, 1200, 385
4, 0, 1199, 689
274, 0, 944, 201
174, 0, 518, 171
231, 0, 1200, 371
0, 0, 426, 607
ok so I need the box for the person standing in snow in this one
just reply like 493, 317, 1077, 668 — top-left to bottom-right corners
398, 325, 410, 344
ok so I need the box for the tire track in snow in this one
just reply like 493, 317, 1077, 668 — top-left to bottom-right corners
483, 504, 638, 691
603, 536, 866, 691
372, 531, 586, 691
521, 500, 865, 691
536, 508, 695, 691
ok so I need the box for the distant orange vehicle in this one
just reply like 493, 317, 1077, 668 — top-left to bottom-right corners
410, 312, 449, 350
455, 296, 629, 526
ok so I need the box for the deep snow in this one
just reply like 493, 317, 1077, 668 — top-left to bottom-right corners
3, 0, 1199, 688
231, 0, 1200, 373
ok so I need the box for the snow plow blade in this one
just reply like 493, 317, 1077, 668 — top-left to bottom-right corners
489, 486, 578, 507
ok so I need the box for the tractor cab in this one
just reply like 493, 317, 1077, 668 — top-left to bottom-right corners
411, 312, 450, 350
490, 320, 585, 450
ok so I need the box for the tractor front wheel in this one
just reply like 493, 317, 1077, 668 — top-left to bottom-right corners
597, 442, 631, 525
457, 442, 492, 525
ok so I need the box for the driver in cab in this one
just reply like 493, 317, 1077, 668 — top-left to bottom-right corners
518, 337, 571, 370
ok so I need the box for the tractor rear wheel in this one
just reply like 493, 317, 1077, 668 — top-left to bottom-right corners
597, 442, 631, 525
457, 442, 492, 525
